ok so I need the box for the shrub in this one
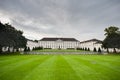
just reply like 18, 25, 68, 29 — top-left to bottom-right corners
27, 47, 30, 51
24, 46, 28, 52
32, 47, 35, 51
34, 46, 43, 50
7, 47, 10, 52
88, 48, 90, 51
76, 48, 81, 50
82, 48, 84, 50
93, 47, 97, 52
16, 48, 19, 52
85, 47, 87, 51
98, 47, 102, 53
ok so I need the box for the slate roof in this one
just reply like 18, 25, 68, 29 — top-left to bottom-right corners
40, 37, 79, 41
80, 39, 102, 43
27, 39, 38, 43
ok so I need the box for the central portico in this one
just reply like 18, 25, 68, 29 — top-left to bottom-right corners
38, 37, 80, 49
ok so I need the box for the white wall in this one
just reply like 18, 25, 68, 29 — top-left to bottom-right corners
2, 47, 24, 52
80, 41, 102, 51
27, 40, 39, 50
39, 41, 80, 49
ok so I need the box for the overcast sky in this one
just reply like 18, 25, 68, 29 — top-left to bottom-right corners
0, 0, 120, 41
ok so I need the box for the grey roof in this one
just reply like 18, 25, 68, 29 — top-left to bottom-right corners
27, 39, 38, 43
80, 39, 102, 43
40, 37, 79, 41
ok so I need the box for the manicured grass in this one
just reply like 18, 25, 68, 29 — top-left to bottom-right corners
0, 54, 120, 80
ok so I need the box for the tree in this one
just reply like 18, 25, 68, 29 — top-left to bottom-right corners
88, 48, 90, 51
32, 47, 35, 51
76, 47, 81, 50
104, 26, 119, 36
0, 22, 27, 53
27, 47, 30, 51
24, 46, 27, 52
16, 48, 19, 52
102, 26, 120, 53
98, 47, 102, 53
93, 47, 97, 52
82, 48, 84, 51
85, 47, 87, 51
7, 47, 10, 53
34, 40, 38, 42
0, 45, 2, 53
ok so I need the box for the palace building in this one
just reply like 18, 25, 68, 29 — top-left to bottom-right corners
27, 39, 39, 50
80, 39, 102, 51
38, 38, 80, 49
26, 38, 105, 52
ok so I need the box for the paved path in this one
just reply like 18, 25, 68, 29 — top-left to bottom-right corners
23, 51, 106, 55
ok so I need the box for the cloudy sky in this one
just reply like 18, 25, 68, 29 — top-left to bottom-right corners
0, 0, 120, 41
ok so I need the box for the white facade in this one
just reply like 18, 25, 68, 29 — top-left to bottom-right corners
2, 47, 24, 52
38, 38, 80, 49
80, 39, 102, 51
27, 40, 39, 50
80, 39, 120, 52
2, 40, 39, 52
25, 38, 120, 53
27, 38, 102, 51
2, 47, 14, 52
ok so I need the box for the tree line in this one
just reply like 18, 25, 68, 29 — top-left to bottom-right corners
0, 22, 27, 53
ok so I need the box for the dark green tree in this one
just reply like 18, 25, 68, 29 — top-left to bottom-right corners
82, 48, 84, 51
27, 47, 30, 51
16, 48, 19, 52
93, 47, 97, 52
102, 26, 120, 53
85, 47, 87, 51
0, 22, 27, 53
76, 47, 81, 50
7, 47, 10, 53
98, 47, 102, 53
88, 48, 90, 51
24, 46, 27, 52
32, 47, 35, 51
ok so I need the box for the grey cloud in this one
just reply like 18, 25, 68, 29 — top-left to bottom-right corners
0, 0, 120, 40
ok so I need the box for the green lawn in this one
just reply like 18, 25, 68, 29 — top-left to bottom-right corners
0, 54, 120, 80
